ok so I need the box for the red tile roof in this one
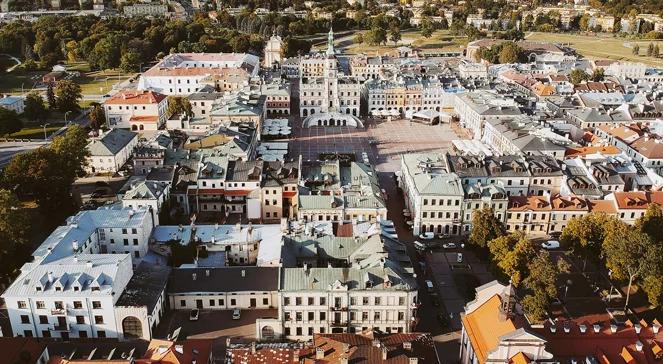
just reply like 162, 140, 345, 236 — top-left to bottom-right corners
137, 339, 213, 364
0, 338, 47, 364
105, 90, 167, 105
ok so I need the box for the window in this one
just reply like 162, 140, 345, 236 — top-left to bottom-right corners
122, 229, 127, 234
23, 330, 33, 337
74, 301, 83, 309
54, 301, 63, 309
296, 327, 302, 336
39, 315, 48, 324
284, 297, 290, 305
308, 312, 314, 321
374, 312, 381, 320
209, 299, 215, 307
399, 297, 405, 305
263, 298, 268, 305
36, 301, 45, 309
295, 297, 302, 305
296, 312, 302, 321
375, 297, 381, 305
133, 239, 138, 245
180, 300, 186, 307
98, 330, 106, 338
218, 299, 224, 306
17, 301, 27, 309
76, 316, 85, 324
79, 331, 88, 338
362, 297, 369, 305
231, 299, 236, 306
20, 315, 30, 324
92, 301, 102, 309
123, 239, 129, 245
320, 312, 326, 321
95, 316, 104, 324
320, 297, 326, 305
284, 327, 291, 336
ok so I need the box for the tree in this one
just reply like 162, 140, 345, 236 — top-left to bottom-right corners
654, 44, 660, 58
365, 26, 387, 45
498, 42, 522, 64
579, 13, 590, 31
23, 92, 47, 121
591, 67, 605, 81
569, 69, 590, 85
49, 124, 90, 181
648, 42, 655, 56
636, 204, 663, 242
54, 80, 82, 113
560, 212, 613, 270
603, 221, 661, 308
0, 108, 23, 136
120, 50, 142, 73
389, 27, 401, 45
0, 189, 30, 280
354, 33, 364, 44
642, 275, 663, 307
421, 18, 434, 38
488, 232, 535, 286
632, 44, 640, 55
167, 96, 192, 117
469, 207, 505, 248
46, 83, 56, 109
522, 291, 549, 322
520, 251, 559, 321
88, 103, 106, 130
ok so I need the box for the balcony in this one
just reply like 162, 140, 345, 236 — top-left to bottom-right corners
51, 308, 65, 316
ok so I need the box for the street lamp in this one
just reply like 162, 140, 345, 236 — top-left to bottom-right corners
64, 111, 72, 125
41, 123, 50, 140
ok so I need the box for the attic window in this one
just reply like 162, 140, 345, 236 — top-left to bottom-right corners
74, 286, 80, 292
55, 287, 62, 292
36, 287, 42, 292
91, 287, 100, 292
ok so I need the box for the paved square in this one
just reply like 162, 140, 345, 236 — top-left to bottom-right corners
289, 116, 463, 172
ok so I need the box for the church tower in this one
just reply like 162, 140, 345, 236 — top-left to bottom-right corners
263, 33, 283, 68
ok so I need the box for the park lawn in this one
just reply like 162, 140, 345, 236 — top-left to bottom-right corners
526, 32, 663, 67
0, 71, 45, 94
9, 124, 63, 139
73, 68, 131, 95
338, 29, 467, 55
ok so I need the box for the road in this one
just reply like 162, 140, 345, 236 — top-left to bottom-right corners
1, 53, 21, 72
0, 141, 49, 167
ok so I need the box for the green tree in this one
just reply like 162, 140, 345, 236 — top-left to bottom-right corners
522, 291, 549, 322
603, 221, 661, 308
560, 212, 613, 270
120, 50, 142, 73
469, 207, 505, 248
421, 18, 434, 38
632, 44, 640, 55
88, 103, 106, 130
488, 232, 535, 286
49, 124, 90, 180
354, 33, 364, 44
579, 13, 590, 31
498, 42, 522, 64
366, 26, 387, 45
46, 83, 56, 109
23, 92, 47, 121
0, 189, 30, 280
167, 96, 192, 117
0, 108, 22, 136
654, 44, 660, 58
591, 67, 605, 81
648, 42, 655, 56
569, 69, 590, 85
54, 80, 82, 113
636, 204, 663, 242
642, 275, 663, 307
389, 27, 401, 45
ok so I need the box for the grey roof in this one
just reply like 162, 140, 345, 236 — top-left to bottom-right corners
299, 195, 344, 210
168, 267, 279, 293
88, 129, 138, 156
402, 153, 464, 196
280, 263, 414, 292
146, 165, 176, 183
124, 181, 168, 200
226, 160, 263, 182
116, 261, 171, 311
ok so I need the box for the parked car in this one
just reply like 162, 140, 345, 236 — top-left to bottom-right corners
189, 309, 199, 321
425, 280, 435, 293
414, 241, 427, 252
232, 308, 241, 320
419, 232, 435, 240
442, 243, 457, 249
541, 240, 560, 250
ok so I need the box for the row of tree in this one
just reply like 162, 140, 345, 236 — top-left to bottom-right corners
468, 204, 663, 321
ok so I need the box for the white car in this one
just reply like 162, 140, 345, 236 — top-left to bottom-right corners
541, 240, 560, 250
419, 232, 435, 240
232, 308, 241, 320
442, 243, 457, 249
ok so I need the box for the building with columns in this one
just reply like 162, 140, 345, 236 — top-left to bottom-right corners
263, 34, 283, 68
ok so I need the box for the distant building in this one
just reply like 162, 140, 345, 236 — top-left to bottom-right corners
263, 34, 283, 68
0, 95, 24, 114
103, 90, 169, 131
87, 128, 139, 174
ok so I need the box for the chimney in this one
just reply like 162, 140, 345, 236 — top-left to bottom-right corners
563, 324, 570, 333
654, 324, 661, 334
48, 272, 54, 283
315, 347, 324, 359
610, 324, 618, 333
579, 324, 587, 333
86, 261, 93, 268
72, 240, 79, 251
175, 345, 184, 354
206, 270, 210, 277
636, 341, 644, 352
343, 343, 350, 353
593, 324, 601, 333
635, 324, 642, 334
192, 273, 197, 281
340, 357, 348, 364
241, 270, 246, 277
381, 346, 388, 360
403, 342, 412, 351
251, 342, 256, 355
549, 325, 557, 333
409, 358, 419, 364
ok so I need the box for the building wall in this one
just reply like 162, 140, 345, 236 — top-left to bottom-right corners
169, 291, 278, 310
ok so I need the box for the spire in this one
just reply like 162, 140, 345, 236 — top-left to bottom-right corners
326, 26, 335, 57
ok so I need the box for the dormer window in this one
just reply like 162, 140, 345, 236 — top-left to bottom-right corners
55, 287, 62, 291
91, 287, 100, 292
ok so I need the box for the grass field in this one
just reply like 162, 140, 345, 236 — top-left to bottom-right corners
0, 61, 131, 96
314, 29, 467, 55
526, 32, 663, 67
9, 124, 63, 139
